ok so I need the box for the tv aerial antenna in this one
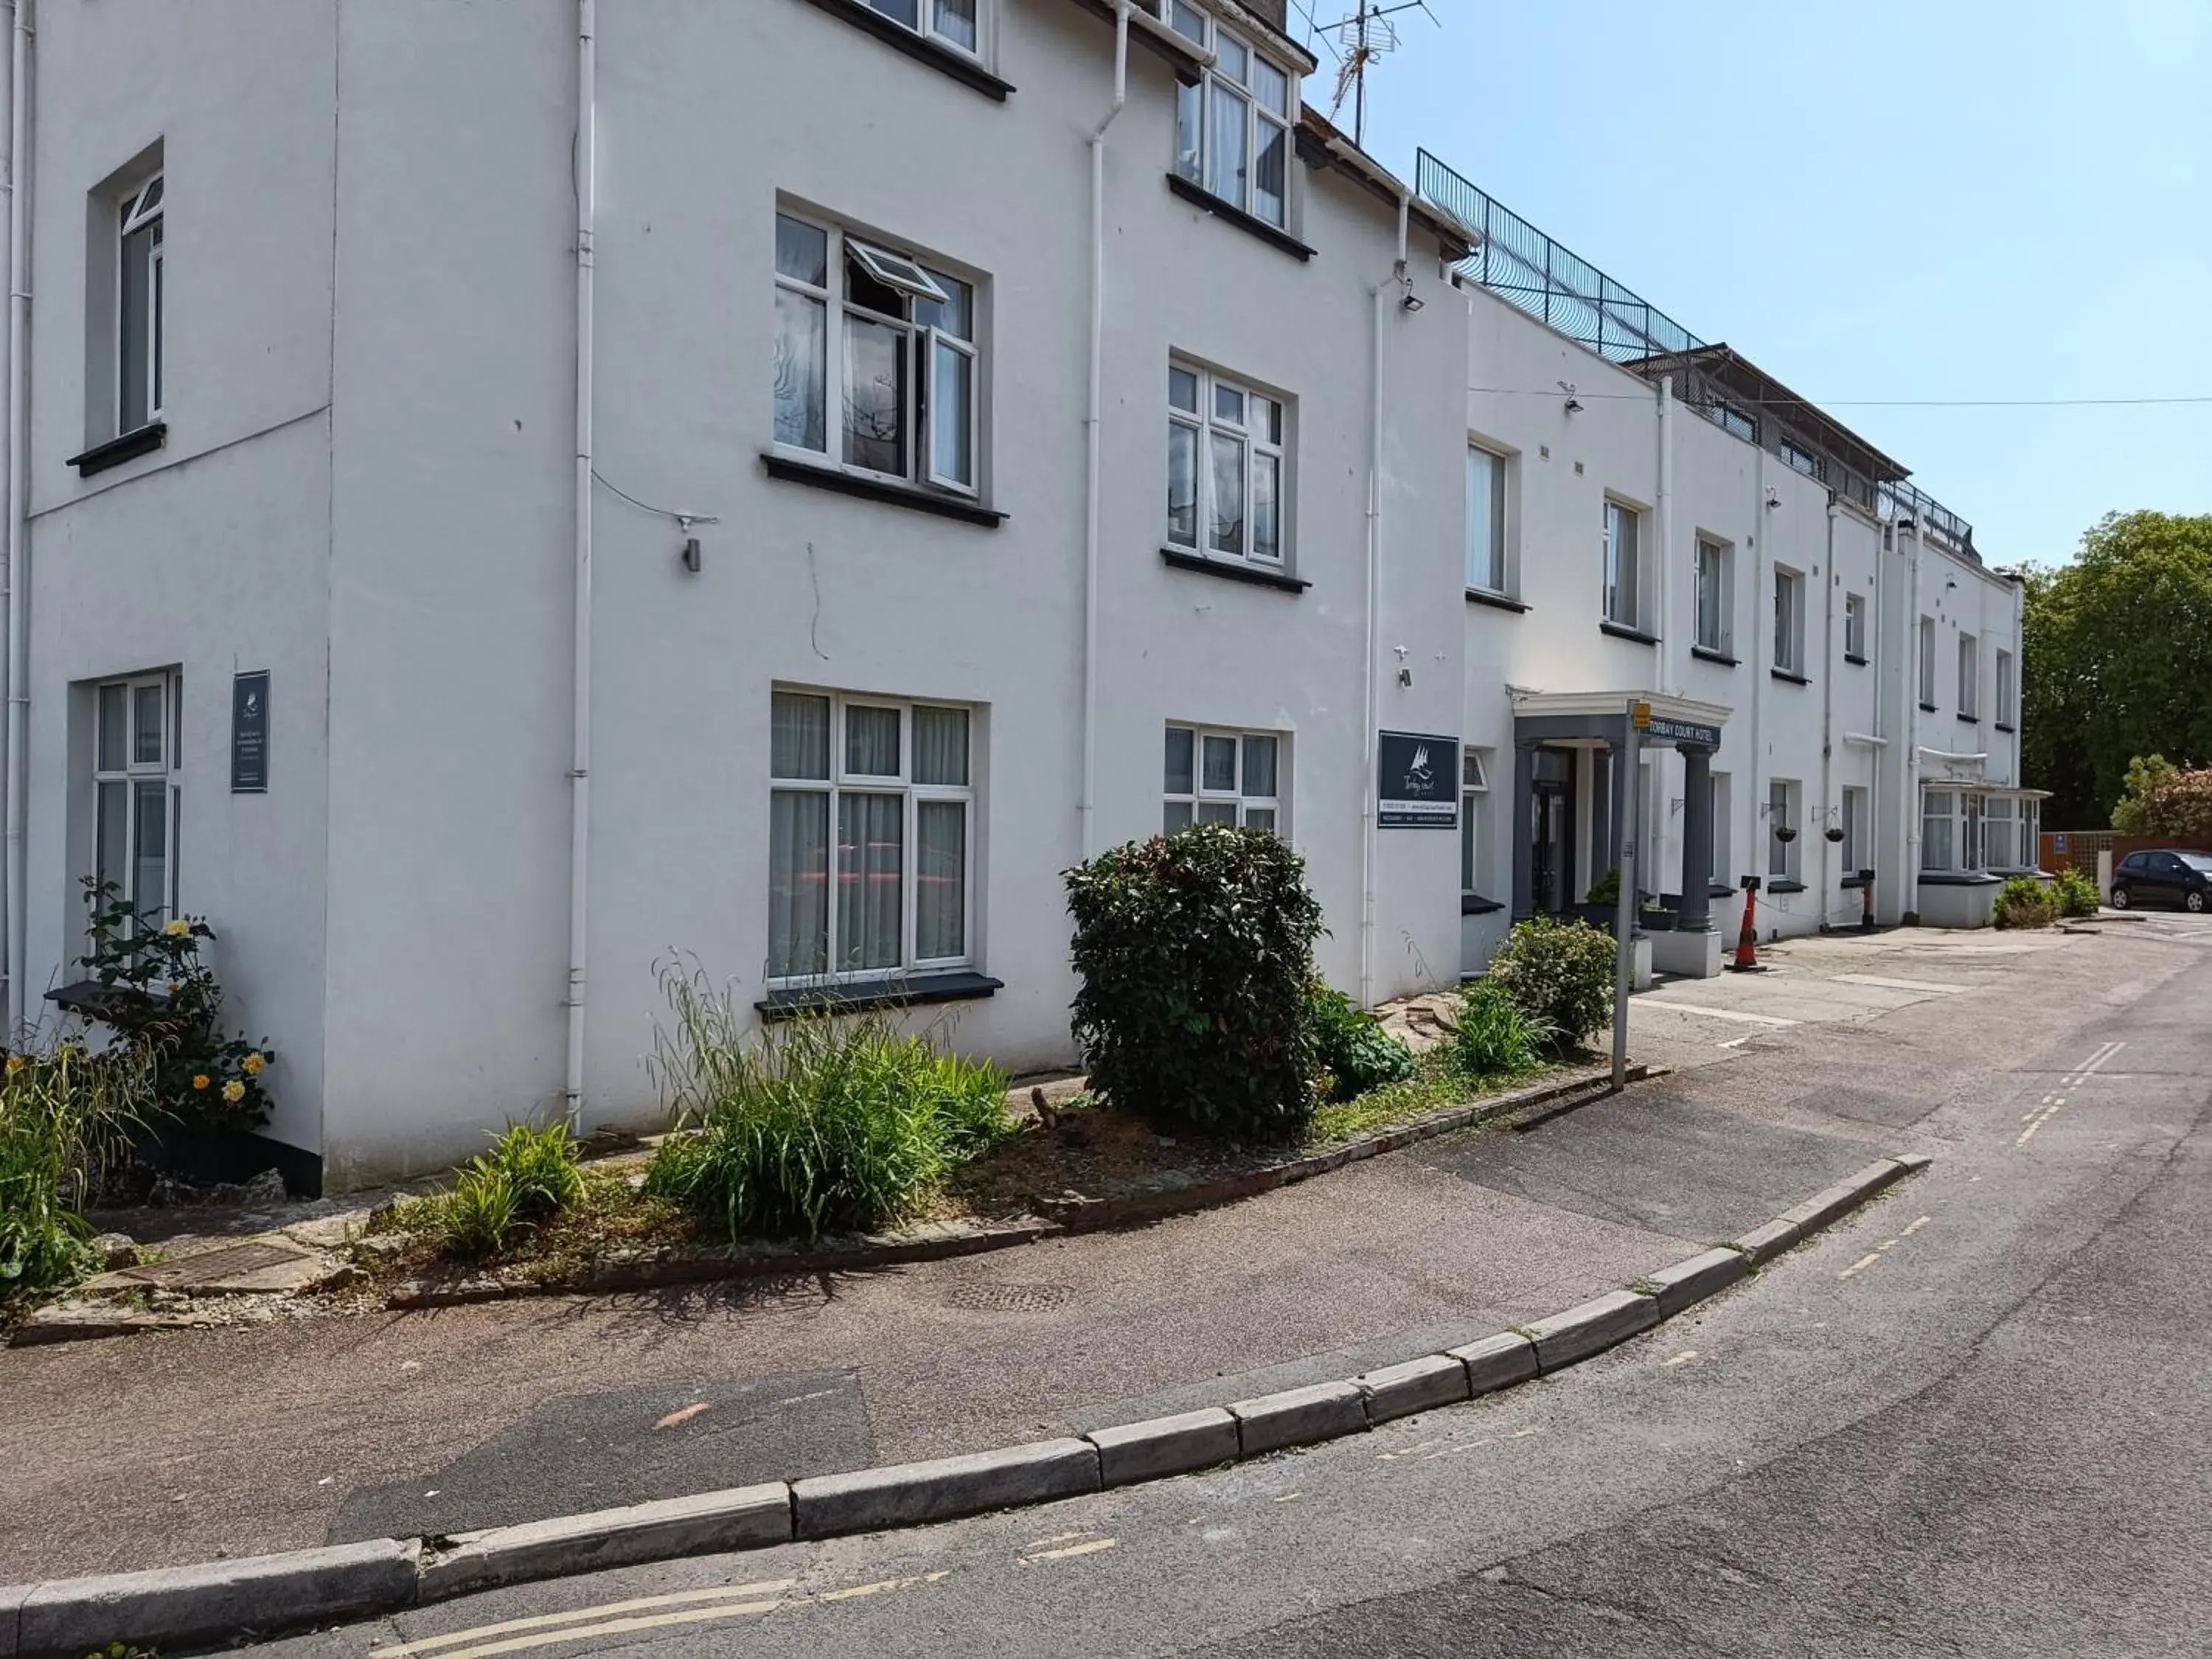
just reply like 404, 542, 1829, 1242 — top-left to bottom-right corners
1324, 0, 1437, 145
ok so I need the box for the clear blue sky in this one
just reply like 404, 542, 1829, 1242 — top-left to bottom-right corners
1310, 0, 2211, 566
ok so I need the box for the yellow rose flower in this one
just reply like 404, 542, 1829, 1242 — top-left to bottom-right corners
242, 1052, 265, 1076
162, 918, 190, 937
192, 1074, 210, 1091
4, 1053, 24, 1074
223, 1080, 246, 1103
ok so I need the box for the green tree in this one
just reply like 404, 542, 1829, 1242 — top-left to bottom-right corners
2020, 512, 2212, 827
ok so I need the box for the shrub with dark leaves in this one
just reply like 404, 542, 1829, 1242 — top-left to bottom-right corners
1065, 827, 1324, 1137
1308, 984, 1413, 1099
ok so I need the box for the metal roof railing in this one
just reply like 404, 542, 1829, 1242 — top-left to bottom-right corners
1416, 146, 1978, 562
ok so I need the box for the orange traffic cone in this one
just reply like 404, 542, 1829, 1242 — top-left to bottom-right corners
1727, 880, 1766, 972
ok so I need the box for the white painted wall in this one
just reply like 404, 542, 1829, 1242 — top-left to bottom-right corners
17, 0, 2018, 1186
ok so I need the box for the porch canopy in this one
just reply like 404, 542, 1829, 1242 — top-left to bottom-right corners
1509, 690, 1733, 930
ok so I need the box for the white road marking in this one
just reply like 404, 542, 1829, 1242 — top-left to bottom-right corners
1829, 973, 1972, 995
384, 1575, 948, 1659
2020, 1043, 2126, 1146
371, 1581, 800, 1658
1662, 1350, 1699, 1368
1020, 1537, 1119, 1564
1638, 1001, 1801, 1027
1840, 1215, 1933, 1279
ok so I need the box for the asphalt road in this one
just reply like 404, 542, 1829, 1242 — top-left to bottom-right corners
229, 914, 2212, 1659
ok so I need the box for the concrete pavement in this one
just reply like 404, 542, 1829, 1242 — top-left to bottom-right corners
203, 914, 2212, 1658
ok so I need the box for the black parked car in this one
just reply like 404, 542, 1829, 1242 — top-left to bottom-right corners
2109, 849, 2212, 913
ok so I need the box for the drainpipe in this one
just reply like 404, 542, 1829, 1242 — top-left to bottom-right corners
563, 0, 595, 1125
1746, 444, 1765, 902
1079, 0, 1129, 861
1870, 517, 1886, 914
1357, 186, 1409, 1010
1902, 518, 1923, 919
1818, 498, 1838, 919
1655, 374, 1672, 692
2, 0, 28, 1038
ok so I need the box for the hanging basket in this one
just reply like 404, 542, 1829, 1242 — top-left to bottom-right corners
1775, 826, 1799, 844
1824, 826, 1846, 843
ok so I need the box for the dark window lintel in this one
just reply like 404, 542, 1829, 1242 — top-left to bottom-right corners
1843, 652, 1870, 667
1466, 588, 1528, 614
68, 422, 167, 479
796, 0, 1015, 100
1770, 667, 1810, 686
1160, 546, 1310, 593
761, 452, 1006, 526
1689, 644, 1738, 667
757, 970, 1003, 1020
1164, 173, 1315, 260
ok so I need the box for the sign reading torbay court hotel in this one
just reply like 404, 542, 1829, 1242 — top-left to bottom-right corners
1632, 703, 1722, 751
1377, 731, 1458, 829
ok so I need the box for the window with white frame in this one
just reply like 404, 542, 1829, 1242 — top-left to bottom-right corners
1996, 648, 2017, 728
91, 671, 181, 926
1958, 632, 1979, 719
1602, 500, 1642, 629
1694, 536, 1731, 654
773, 211, 979, 496
1460, 748, 1489, 894
1843, 591, 1868, 661
1767, 777, 1800, 880
118, 175, 165, 434
768, 690, 975, 982
1842, 785, 1869, 874
1169, 4, 1295, 227
862, 0, 980, 55
1922, 788, 1957, 872
1919, 615, 1937, 706
1466, 445, 1509, 595
1164, 725, 1280, 833
1168, 362, 1286, 566
1981, 795, 2020, 872
1773, 566, 1806, 675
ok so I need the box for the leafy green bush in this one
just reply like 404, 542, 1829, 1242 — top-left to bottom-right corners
1065, 826, 1324, 1136
643, 968, 1011, 1240
1486, 917, 1616, 1051
1307, 984, 1413, 1099
77, 878, 274, 1136
0, 1044, 145, 1303
2053, 866, 2101, 919
442, 1164, 521, 1258
1453, 978, 1554, 1078
434, 1121, 584, 1258
1584, 866, 1621, 908
1993, 875, 2054, 930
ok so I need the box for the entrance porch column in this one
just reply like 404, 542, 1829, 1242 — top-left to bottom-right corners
1678, 743, 1715, 932
1511, 740, 1537, 918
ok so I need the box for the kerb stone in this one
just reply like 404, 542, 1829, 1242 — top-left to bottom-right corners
792, 1439, 1099, 1540
1523, 1290, 1660, 1374
1085, 1409, 1240, 1487
1353, 1354, 1470, 1424
1228, 1380, 1370, 1456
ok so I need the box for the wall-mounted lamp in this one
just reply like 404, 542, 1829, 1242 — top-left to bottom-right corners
1945, 577, 1958, 591
1399, 287, 1424, 313
1558, 380, 1582, 415
1764, 488, 1781, 511
681, 536, 702, 574
1394, 644, 1413, 687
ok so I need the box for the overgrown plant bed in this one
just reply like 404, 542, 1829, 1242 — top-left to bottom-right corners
355, 1049, 1618, 1306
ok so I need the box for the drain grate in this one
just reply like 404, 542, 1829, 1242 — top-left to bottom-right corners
122, 1239, 308, 1287
944, 1282, 1076, 1315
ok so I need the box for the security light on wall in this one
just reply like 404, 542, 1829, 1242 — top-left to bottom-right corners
1765, 489, 1781, 510
1558, 380, 1582, 414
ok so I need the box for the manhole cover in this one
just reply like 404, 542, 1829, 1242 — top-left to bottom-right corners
944, 1282, 1076, 1315
125, 1240, 307, 1288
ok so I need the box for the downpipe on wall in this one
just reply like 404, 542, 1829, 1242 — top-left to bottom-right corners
1818, 498, 1838, 914
2, 0, 29, 1039
1356, 188, 1409, 1011
563, 0, 596, 1126
1079, 0, 1129, 863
